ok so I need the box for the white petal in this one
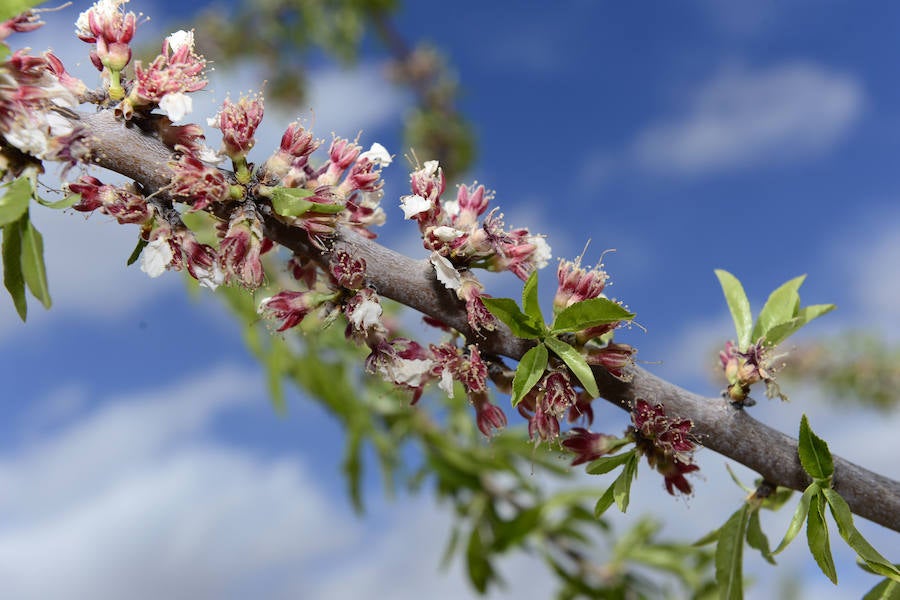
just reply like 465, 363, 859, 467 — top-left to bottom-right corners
430, 252, 462, 291
358, 142, 392, 166
438, 369, 455, 398
159, 92, 192, 122
195, 262, 225, 290
400, 194, 431, 219
423, 160, 440, 177
442, 199, 460, 217
197, 144, 225, 164
350, 298, 383, 329
530, 236, 552, 269
166, 29, 194, 52
384, 358, 433, 387
140, 238, 173, 278
432, 226, 463, 242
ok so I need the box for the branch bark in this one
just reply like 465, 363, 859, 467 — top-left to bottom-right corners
79, 109, 900, 533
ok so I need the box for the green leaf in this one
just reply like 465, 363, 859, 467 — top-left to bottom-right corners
752, 275, 805, 343
693, 527, 720, 547
544, 336, 599, 398
715, 269, 753, 349
0, 177, 32, 227
511, 343, 548, 406
36, 193, 81, 210
585, 449, 635, 475
465, 527, 494, 594
613, 453, 638, 513
864, 578, 900, 600
798, 414, 834, 482
773, 483, 818, 555
0, 0, 45, 22
747, 509, 775, 565
271, 186, 342, 216
593, 485, 616, 518
763, 303, 836, 348
550, 297, 634, 334
822, 488, 900, 582
20, 217, 50, 308
2, 220, 27, 321
520, 270, 544, 325
126, 237, 148, 266
715, 505, 750, 600
807, 493, 837, 584
482, 297, 545, 338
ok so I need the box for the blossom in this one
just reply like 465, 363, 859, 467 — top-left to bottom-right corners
562, 428, 617, 466
140, 237, 174, 278
344, 287, 383, 333
430, 251, 462, 291
400, 194, 431, 219
218, 203, 266, 289
358, 142, 392, 166
209, 95, 265, 158
258, 290, 335, 331
630, 399, 699, 495
471, 391, 507, 437
555, 256, 609, 313
168, 147, 230, 211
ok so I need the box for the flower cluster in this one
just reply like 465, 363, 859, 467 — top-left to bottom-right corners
517, 370, 578, 442
75, 0, 137, 99
67, 175, 152, 224
630, 399, 699, 495
719, 340, 784, 404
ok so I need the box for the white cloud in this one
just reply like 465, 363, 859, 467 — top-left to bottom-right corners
0, 366, 353, 599
631, 62, 864, 175
847, 214, 900, 337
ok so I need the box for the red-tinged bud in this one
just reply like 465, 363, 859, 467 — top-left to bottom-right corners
567, 391, 595, 426
562, 428, 617, 466
458, 274, 496, 333
554, 257, 609, 313
264, 122, 320, 179
338, 157, 382, 196
169, 147, 230, 211
319, 138, 360, 185
585, 342, 635, 380
176, 229, 222, 290
660, 457, 700, 496
211, 95, 264, 158
330, 251, 366, 290
1, 11, 43, 40
529, 405, 560, 442
471, 391, 507, 437
542, 371, 577, 417
258, 290, 335, 332
218, 203, 265, 289
630, 399, 699, 494
287, 255, 319, 289
455, 183, 492, 226
66, 176, 151, 225
410, 160, 445, 200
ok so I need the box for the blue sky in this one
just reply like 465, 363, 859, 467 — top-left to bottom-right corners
1, 1, 899, 598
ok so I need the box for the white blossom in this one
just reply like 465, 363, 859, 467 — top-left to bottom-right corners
432, 226, 463, 242
159, 92, 193, 122
349, 297, 383, 330
194, 262, 225, 291
358, 142, 392, 166
439, 369, 455, 398
140, 238, 173, 278
76, 0, 129, 38
400, 194, 431, 219
381, 358, 433, 388
423, 160, 440, 177
530, 236, 552, 270
442, 199, 460, 217
166, 29, 195, 52
430, 252, 462, 291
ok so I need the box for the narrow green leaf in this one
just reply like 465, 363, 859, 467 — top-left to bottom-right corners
773, 483, 818, 555
752, 275, 805, 342
520, 270, 544, 325
585, 449, 635, 475
823, 489, 900, 582
864, 578, 900, 600
798, 415, 834, 482
36, 193, 81, 210
807, 493, 838, 584
693, 527, 720, 547
511, 343, 548, 406
126, 237, 148, 266
2, 220, 27, 321
544, 336, 599, 398
715, 269, 753, 349
550, 297, 634, 334
0, 177, 32, 227
440, 526, 462, 571
613, 454, 638, 513
593, 485, 616, 518
271, 186, 342, 216
20, 217, 50, 308
482, 297, 545, 338
465, 527, 493, 594
747, 510, 776, 565
715, 505, 750, 600
0, 0, 45, 22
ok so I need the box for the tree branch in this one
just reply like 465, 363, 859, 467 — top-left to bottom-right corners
79, 109, 900, 533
